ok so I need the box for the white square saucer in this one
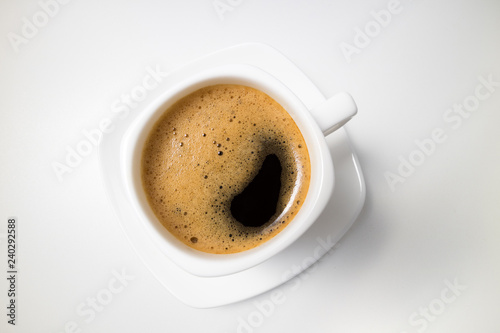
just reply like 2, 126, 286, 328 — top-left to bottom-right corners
98, 43, 365, 308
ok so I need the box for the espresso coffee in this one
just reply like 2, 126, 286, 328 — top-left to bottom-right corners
141, 84, 310, 254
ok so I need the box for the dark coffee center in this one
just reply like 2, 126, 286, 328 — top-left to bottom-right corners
230, 154, 282, 227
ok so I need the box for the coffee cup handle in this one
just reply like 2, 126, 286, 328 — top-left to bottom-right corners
309, 92, 357, 136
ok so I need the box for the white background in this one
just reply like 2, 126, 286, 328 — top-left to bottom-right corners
1, 0, 499, 332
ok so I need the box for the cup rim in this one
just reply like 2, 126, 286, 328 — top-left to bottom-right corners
122, 64, 334, 277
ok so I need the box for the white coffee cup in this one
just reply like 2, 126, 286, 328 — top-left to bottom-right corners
122, 64, 357, 277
